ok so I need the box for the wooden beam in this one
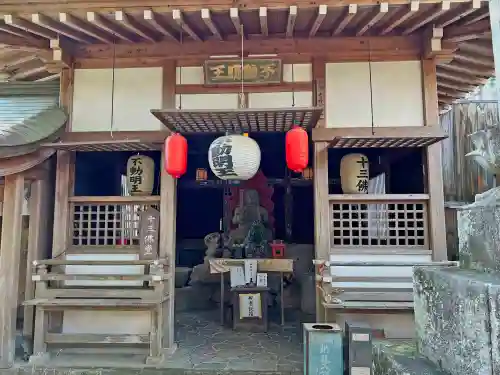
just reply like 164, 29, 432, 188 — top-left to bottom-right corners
309, 5, 328, 37
34, 72, 60, 81
402, 0, 451, 35
332, 4, 358, 35
0, 22, 50, 48
286, 6, 298, 38
44, 38, 71, 74
172, 9, 201, 41
86, 11, 134, 42
355, 2, 389, 36
260, 7, 268, 37
4, 14, 56, 39
0, 173, 25, 368
115, 10, 157, 42
459, 40, 493, 56
439, 60, 492, 77
423, 26, 443, 58
460, 5, 489, 25
9, 64, 46, 80
31, 13, 91, 43
438, 79, 475, 92
0, 53, 38, 70
436, 68, 486, 85
143, 10, 177, 41
435, 0, 481, 27
380, 0, 419, 35
230, 8, 243, 37
59, 12, 113, 44
421, 59, 447, 261
443, 19, 491, 42
312, 58, 326, 127
312, 125, 446, 141
453, 51, 493, 67
75, 35, 422, 62
313, 141, 329, 321
201, 9, 222, 40
0, 0, 478, 13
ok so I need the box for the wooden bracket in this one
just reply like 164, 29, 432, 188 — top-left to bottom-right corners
45, 38, 73, 73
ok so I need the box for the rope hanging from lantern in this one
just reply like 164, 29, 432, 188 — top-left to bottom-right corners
240, 24, 245, 112
291, 63, 295, 107
178, 26, 184, 110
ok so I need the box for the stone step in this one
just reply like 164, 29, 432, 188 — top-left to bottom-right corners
413, 266, 500, 375
373, 341, 449, 375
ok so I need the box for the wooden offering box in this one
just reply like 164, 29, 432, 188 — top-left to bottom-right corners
231, 286, 270, 332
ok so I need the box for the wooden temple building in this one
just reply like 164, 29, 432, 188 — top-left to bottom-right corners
0, 0, 493, 369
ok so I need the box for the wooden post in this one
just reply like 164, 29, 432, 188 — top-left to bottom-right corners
0, 173, 25, 368
313, 141, 329, 321
160, 60, 177, 352
23, 176, 51, 343
52, 151, 72, 258
421, 59, 447, 261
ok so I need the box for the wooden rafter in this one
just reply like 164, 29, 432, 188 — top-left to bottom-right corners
309, 5, 327, 37
286, 6, 297, 38
356, 2, 389, 36
443, 19, 491, 42
172, 9, 201, 41
380, 1, 419, 35
435, 0, 481, 27
115, 11, 157, 43
143, 10, 177, 41
230, 8, 243, 37
259, 7, 268, 37
31, 13, 92, 44
402, 0, 451, 35
4, 14, 56, 39
59, 13, 113, 44
86, 11, 134, 42
201, 9, 222, 40
331, 4, 357, 36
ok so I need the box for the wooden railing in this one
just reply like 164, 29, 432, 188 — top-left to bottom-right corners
69, 196, 160, 247
328, 194, 430, 250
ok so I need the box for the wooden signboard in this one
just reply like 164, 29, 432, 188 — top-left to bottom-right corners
139, 207, 160, 260
204, 59, 282, 85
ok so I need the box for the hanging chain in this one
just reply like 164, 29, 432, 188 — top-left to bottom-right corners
367, 39, 375, 136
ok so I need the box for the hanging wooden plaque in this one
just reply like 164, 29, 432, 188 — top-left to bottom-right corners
204, 59, 283, 85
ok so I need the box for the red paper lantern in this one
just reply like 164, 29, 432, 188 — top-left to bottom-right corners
164, 133, 187, 178
286, 126, 309, 172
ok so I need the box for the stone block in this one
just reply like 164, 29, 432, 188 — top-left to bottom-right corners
413, 267, 500, 375
458, 204, 500, 272
373, 341, 447, 375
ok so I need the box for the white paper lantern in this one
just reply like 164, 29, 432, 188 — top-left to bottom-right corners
208, 135, 261, 180
340, 153, 369, 194
126, 155, 155, 196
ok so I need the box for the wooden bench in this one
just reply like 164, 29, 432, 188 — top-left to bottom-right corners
25, 258, 171, 364
313, 259, 458, 311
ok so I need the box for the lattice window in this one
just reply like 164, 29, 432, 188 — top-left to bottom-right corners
330, 202, 428, 248
72, 203, 159, 246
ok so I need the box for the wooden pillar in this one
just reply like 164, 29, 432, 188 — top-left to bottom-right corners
160, 61, 177, 351
52, 151, 72, 258
421, 59, 447, 261
313, 142, 329, 322
0, 173, 25, 368
23, 177, 51, 342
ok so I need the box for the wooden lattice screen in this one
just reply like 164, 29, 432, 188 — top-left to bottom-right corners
71, 199, 160, 246
330, 200, 429, 249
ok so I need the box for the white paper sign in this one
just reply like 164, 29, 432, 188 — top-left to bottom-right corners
257, 273, 268, 287
239, 293, 262, 318
230, 266, 245, 287
244, 259, 258, 284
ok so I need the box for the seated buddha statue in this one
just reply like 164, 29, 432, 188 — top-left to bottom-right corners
227, 189, 272, 257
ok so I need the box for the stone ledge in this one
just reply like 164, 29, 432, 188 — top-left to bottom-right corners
373, 341, 449, 375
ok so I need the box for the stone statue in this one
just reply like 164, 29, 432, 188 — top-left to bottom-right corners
459, 126, 500, 272
465, 126, 500, 207
227, 189, 272, 253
